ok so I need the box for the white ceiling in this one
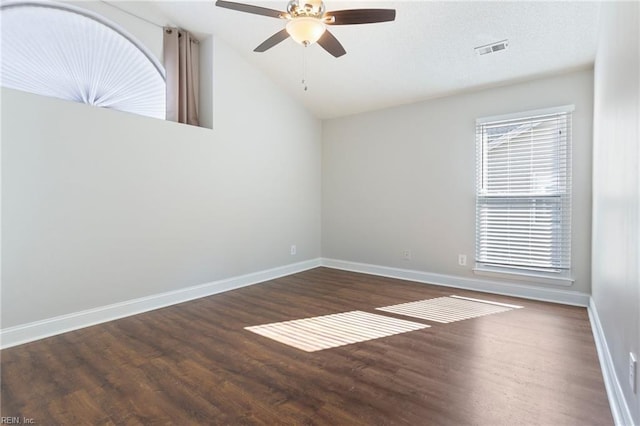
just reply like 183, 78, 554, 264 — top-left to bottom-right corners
117, 1, 601, 119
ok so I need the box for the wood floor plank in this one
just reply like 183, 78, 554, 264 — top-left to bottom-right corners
1, 267, 613, 425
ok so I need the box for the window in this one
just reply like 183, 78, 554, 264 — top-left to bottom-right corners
475, 106, 573, 281
0, 1, 165, 119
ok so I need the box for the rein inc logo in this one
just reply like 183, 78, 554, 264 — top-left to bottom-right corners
0, 418, 35, 425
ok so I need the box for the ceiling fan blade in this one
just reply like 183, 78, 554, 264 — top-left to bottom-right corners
254, 29, 290, 52
327, 9, 396, 25
317, 30, 346, 58
215, 0, 283, 19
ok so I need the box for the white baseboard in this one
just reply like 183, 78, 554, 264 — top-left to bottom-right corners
320, 258, 590, 306
588, 298, 635, 426
0, 258, 322, 350
0, 257, 592, 350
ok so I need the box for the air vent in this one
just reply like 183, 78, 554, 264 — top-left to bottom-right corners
475, 39, 509, 56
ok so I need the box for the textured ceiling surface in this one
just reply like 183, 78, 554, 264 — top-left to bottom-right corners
109, 1, 601, 119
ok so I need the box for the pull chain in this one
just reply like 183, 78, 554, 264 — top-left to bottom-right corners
301, 46, 308, 91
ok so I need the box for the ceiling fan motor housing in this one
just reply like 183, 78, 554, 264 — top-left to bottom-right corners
286, 0, 326, 18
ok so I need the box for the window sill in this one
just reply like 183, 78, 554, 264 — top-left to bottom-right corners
473, 265, 574, 287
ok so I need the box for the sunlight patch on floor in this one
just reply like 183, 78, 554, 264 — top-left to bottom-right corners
245, 310, 430, 352
376, 295, 522, 323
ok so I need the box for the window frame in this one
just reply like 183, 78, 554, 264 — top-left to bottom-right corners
473, 105, 575, 286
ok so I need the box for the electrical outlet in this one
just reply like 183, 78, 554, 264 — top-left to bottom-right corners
630, 352, 637, 394
402, 249, 412, 260
290, 245, 297, 255
458, 254, 467, 266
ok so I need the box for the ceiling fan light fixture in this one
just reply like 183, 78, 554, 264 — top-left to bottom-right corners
286, 17, 326, 46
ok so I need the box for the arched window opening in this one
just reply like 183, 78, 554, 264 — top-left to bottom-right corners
1, 1, 166, 120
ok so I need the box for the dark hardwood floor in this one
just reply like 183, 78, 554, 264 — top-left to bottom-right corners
1, 267, 613, 425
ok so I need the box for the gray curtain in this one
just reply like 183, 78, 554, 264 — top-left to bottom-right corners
163, 27, 200, 126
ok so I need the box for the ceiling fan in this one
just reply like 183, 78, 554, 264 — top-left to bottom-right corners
215, 0, 396, 57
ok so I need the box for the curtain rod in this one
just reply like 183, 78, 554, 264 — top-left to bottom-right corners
99, 0, 165, 29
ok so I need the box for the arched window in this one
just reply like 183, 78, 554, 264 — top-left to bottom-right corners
1, 1, 165, 119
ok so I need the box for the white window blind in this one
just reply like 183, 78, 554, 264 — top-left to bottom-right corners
475, 106, 573, 274
0, 1, 166, 120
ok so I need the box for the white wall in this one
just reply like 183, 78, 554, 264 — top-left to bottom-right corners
199, 35, 214, 130
592, 1, 640, 423
1, 35, 322, 328
322, 69, 593, 295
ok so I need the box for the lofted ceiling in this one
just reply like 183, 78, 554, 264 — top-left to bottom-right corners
112, 1, 601, 119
